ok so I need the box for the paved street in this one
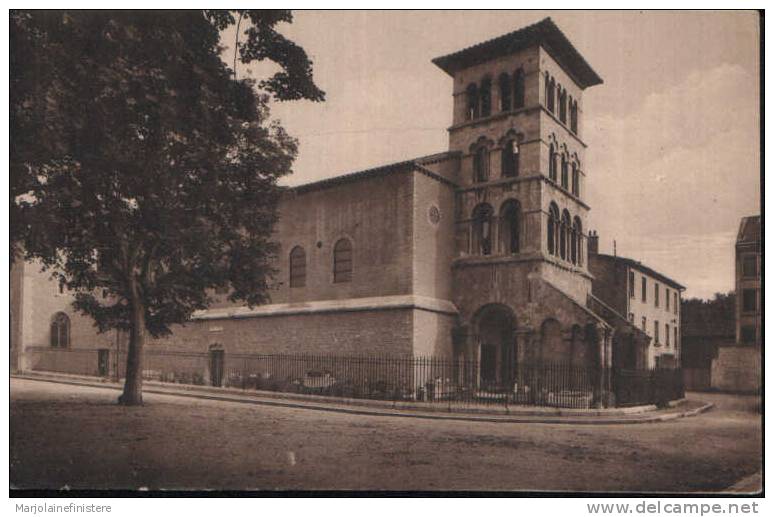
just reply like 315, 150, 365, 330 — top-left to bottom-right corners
10, 378, 761, 492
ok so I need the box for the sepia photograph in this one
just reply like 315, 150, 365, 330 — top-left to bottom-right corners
8, 8, 763, 497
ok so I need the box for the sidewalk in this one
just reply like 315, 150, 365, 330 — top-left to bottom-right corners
12, 371, 714, 425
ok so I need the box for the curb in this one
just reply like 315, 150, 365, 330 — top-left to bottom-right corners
13, 373, 714, 425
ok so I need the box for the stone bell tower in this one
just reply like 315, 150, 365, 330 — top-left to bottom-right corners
432, 18, 604, 380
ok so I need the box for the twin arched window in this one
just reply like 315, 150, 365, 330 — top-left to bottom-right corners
470, 201, 521, 256
545, 73, 579, 134
50, 312, 70, 348
547, 203, 583, 265
289, 246, 306, 288
333, 238, 353, 283
499, 69, 526, 112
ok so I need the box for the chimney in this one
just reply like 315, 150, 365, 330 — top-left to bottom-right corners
588, 230, 599, 255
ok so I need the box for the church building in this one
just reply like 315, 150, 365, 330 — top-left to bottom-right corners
13, 19, 668, 393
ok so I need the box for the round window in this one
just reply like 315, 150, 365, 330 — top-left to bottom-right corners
428, 205, 441, 225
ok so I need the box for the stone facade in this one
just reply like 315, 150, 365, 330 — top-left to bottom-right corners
13, 19, 684, 395
587, 234, 684, 369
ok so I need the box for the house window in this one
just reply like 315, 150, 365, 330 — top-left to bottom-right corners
499, 73, 511, 112
50, 312, 70, 348
466, 83, 479, 120
666, 288, 670, 311
666, 323, 670, 346
629, 271, 635, 298
289, 246, 306, 288
674, 326, 678, 349
741, 325, 756, 344
501, 139, 519, 177
655, 283, 660, 307
473, 146, 489, 183
654, 320, 660, 344
548, 144, 557, 181
499, 200, 521, 254
472, 203, 494, 256
743, 255, 758, 278
513, 68, 525, 109
674, 292, 678, 315
333, 238, 353, 283
479, 78, 492, 117
742, 288, 757, 313
561, 154, 569, 189
641, 277, 647, 302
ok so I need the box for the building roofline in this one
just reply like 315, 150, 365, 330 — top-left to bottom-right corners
431, 17, 603, 89
284, 153, 460, 195
594, 253, 685, 291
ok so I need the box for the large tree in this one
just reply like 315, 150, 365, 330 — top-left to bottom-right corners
10, 10, 324, 405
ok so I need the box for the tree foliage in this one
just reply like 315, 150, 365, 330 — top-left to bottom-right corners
10, 10, 324, 403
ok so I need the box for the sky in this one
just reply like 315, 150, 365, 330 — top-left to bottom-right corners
223, 10, 760, 301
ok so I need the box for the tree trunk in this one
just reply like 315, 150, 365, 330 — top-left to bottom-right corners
119, 277, 146, 406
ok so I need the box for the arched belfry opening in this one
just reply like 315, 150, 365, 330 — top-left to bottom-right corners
472, 304, 516, 388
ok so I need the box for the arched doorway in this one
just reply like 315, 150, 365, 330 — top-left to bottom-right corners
473, 304, 516, 388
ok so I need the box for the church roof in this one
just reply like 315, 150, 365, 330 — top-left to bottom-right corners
288, 152, 460, 195
432, 17, 603, 89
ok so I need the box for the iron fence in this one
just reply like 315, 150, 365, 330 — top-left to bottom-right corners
27, 347, 684, 409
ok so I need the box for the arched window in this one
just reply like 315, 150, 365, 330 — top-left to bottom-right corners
573, 216, 583, 266
473, 145, 489, 183
548, 143, 556, 181
513, 68, 525, 109
466, 83, 479, 120
501, 139, 519, 178
561, 154, 569, 189
570, 100, 578, 133
547, 76, 555, 113
560, 210, 571, 260
333, 238, 352, 283
572, 162, 580, 196
50, 312, 70, 348
547, 203, 560, 256
499, 200, 521, 254
479, 78, 492, 117
559, 89, 567, 123
498, 73, 511, 112
471, 203, 494, 256
289, 246, 306, 288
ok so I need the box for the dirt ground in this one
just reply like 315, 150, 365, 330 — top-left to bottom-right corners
10, 378, 762, 492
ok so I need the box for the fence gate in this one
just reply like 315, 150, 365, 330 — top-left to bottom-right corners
209, 349, 224, 387
98, 349, 110, 377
